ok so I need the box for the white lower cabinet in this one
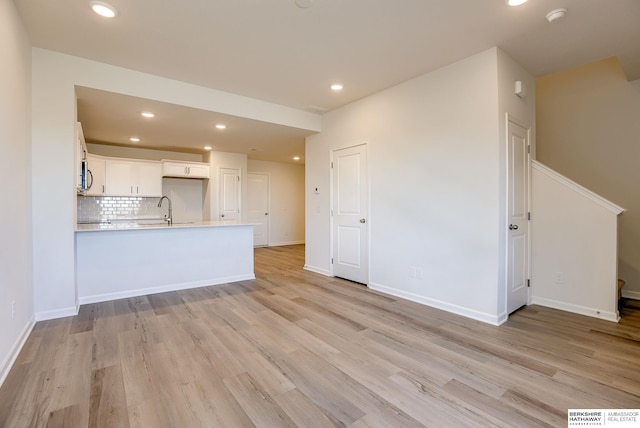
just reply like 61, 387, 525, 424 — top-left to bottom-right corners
105, 159, 162, 197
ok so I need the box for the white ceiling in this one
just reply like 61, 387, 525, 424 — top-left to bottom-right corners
15, 0, 640, 161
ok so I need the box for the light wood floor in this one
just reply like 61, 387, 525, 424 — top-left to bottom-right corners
1, 245, 639, 427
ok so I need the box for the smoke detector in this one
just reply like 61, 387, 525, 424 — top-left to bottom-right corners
546, 8, 567, 23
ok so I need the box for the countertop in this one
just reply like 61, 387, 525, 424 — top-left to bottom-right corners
75, 220, 253, 232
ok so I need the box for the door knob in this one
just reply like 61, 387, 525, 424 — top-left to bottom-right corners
360, 218, 366, 224
221, 214, 225, 218
509, 224, 518, 230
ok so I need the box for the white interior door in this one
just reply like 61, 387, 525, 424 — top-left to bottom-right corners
220, 168, 240, 221
247, 172, 269, 246
332, 144, 368, 284
507, 119, 530, 313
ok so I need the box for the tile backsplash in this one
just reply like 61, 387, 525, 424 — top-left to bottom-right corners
77, 196, 167, 223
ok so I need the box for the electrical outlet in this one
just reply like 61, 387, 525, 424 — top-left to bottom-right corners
11, 300, 16, 319
409, 266, 424, 279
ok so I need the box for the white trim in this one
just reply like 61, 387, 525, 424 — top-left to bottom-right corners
532, 161, 625, 215
79, 274, 255, 305
369, 282, 506, 326
304, 264, 332, 277
531, 296, 620, 322
0, 315, 36, 388
621, 289, 640, 300
35, 305, 79, 321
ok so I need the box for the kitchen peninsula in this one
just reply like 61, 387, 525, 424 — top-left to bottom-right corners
75, 221, 254, 305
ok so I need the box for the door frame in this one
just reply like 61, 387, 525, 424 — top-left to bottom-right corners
329, 141, 370, 284
505, 114, 533, 314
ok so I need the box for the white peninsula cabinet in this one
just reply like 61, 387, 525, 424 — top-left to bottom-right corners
86, 154, 105, 196
105, 159, 162, 197
162, 160, 210, 179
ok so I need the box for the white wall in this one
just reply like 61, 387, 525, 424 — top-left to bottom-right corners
30, 49, 321, 320
248, 160, 305, 246
306, 48, 512, 324
0, 0, 34, 386
536, 58, 640, 299
162, 179, 204, 223
531, 162, 623, 321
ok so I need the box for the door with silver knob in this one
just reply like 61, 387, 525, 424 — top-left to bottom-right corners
332, 144, 368, 284
220, 168, 240, 221
507, 118, 530, 314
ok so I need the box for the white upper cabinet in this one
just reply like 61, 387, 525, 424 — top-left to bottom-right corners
105, 159, 162, 197
162, 160, 210, 179
86, 154, 106, 196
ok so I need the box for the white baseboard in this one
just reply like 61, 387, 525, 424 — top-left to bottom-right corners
35, 305, 79, 321
621, 289, 640, 300
79, 274, 255, 305
531, 296, 619, 322
0, 314, 36, 388
303, 265, 332, 277
268, 240, 305, 247
369, 282, 505, 326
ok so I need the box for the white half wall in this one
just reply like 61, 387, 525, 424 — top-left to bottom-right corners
531, 161, 624, 322
248, 160, 305, 246
306, 48, 507, 324
76, 226, 254, 304
0, 0, 35, 387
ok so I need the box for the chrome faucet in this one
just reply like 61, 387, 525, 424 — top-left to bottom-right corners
158, 196, 172, 225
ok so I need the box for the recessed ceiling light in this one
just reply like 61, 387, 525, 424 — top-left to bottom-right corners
546, 8, 567, 23
141, 111, 155, 118
293, 156, 301, 161
89, 1, 118, 18
506, 0, 528, 6
215, 124, 226, 130
330, 83, 344, 91
203, 146, 212, 151
129, 137, 140, 142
